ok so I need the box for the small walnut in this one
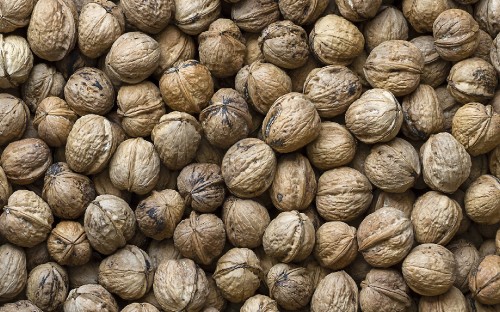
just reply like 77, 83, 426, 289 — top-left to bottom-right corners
447, 239, 481, 292
199, 19, 246, 78
473, 30, 493, 62
78, 1, 125, 58
411, 36, 451, 87
47, 221, 91, 267
84, 195, 136, 255
309, 14, 364, 65
363, 6, 408, 52
154, 25, 196, 77
267, 264, 313, 310
0, 35, 33, 89
402, 0, 456, 33
311, 271, 358, 312
465, 175, 500, 225
67, 259, 99, 288
402, 244, 456, 296
278, 0, 328, 25
448, 58, 497, 104
469, 255, 500, 305
121, 0, 173, 34
357, 207, 414, 267
64, 284, 118, 312
33, 97, 77, 147
0, 300, 42, 312
419, 286, 469, 312
56, 47, 97, 80
241, 295, 279, 312
26, 262, 69, 312
0, 94, 30, 146
435, 86, 460, 132
289, 56, 321, 92
92, 168, 131, 201
263, 211, 315, 263
135, 189, 185, 240
173, 211, 226, 266
420, 132, 472, 193
314, 221, 357, 270
173, 0, 220, 35
154, 259, 209, 311
0, 244, 27, 302
364, 40, 424, 96
121, 303, 160, 312
231, 0, 279, 32
21, 63, 65, 113
360, 269, 411, 312
151, 112, 202, 170
0, 0, 35, 33
475, 0, 500, 37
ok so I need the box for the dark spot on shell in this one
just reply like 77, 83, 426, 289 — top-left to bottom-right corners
277, 193, 283, 202
93, 80, 103, 90
46, 163, 64, 177
348, 83, 358, 96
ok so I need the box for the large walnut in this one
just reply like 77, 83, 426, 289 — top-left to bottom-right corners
267, 264, 313, 310
64, 284, 118, 312
469, 255, 500, 305
465, 174, 500, 225
311, 271, 358, 312
26, 262, 69, 312
173, 0, 220, 35
47, 221, 91, 267
231, 0, 279, 32
364, 6, 409, 52
0, 244, 27, 302
34, 96, 77, 147
21, 63, 65, 113
0, 35, 33, 89
402, 0, 457, 33
448, 58, 497, 104
360, 269, 412, 312
121, 0, 173, 34
314, 221, 357, 270
0, 94, 30, 146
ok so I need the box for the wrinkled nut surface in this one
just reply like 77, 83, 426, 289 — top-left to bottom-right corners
0, 35, 33, 89
231, 0, 279, 33
278, 0, 328, 25
465, 174, 500, 225
0, 94, 30, 146
173, 0, 221, 35
0, 0, 35, 33
364, 6, 409, 53
21, 63, 65, 113
418, 286, 469, 312
241, 295, 279, 312
0, 166, 11, 209
448, 58, 497, 104
311, 271, 358, 312
411, 35, 451, 87
489, 146, 500, 178
335, 0, 381, 22
26, 262, 69, 312
0, 244, 27, 302
402, 0, 456, 33
447, 239, 481, 292
267, 263, 314, 310
469, 255, 500, 305
370, 189, 416, 218
121, 303, 160, 312
47, 221, 91, 266
34, 96, 78, 147
64, 284, 119, 312
0, 300, 42, 312
120, 0, 174, 34
359, 269, 411, 312
314, 221, 358, 270
153, 25, 196, 77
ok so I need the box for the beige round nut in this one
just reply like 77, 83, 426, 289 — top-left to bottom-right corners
314, 221, 357, 270
135, 189, 185, 240
465, 174, 500, 224
364, 6, 409, 52
303, 258, 332, 289
241, 295, 278, 312
121, 0, 173, 34
402, 0, 457, 33
447, 239, 481, 292
448, 58, 498, 104
33, 96, 78, 147
47, 221, 91, 266
360, 268, 411, 312
469, 255, 500, 305
411, 35, 451, 87
0, 300, 42, 312
21, 63, 65, 113
267, 263, 313, 310
0, 244, 27, 302
311, 271, 358, 312
336, 0, 381, 21
26, 262, 69, 312
0, 94, 30, 146
309, 14, 364, 65
153, 25, 196, 77
0, 0, 35, 33
278, 0, 328, 25
121, 303, 160, 312
419, 286, 469, 312
0, 35, 33, 89
173, 0, 220, 35
78, 1, 125, 59
64, 284, 118, 312
475, 0, 500, 37
231, 0, 279, 32
402, 243, 456, 296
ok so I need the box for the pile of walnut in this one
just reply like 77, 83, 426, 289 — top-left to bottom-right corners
0, 0, 500, 311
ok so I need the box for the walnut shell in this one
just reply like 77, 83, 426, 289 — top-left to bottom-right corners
357, 207, 414, 267
173, 0, 220, 35
64, 284, 118, 312
370, 189, 416, 218
0, 300, 42, 312
469, 255, 500, 305
241, 295, 279, 312
363, 6, 409, 52
419, 286, 469, 311
267, 264, 313, 310
33, 96, 77, 147
25, 243, 50, 272
410, 36, 451, 87
47, 221, 91, 267
359, 269, 411, 312
461, 154, 489, 190
153, 26, 196, 78
475, 0, 500, 37
289, 56, 321, 92
21, 63, 65, 113
0, 35, 33, 89
311, 271, 358, 312
490, 146, 500, 178
135, 189, 185, 240
402, 243, 456, 296
56, 47, 97, 80
473, 29, 493, 62
278, 0, 328, 25
447, 239, 481, 292
92, 167, 131, 201
435, 86, 460, 132
309, 14, 364, 65
147, 239, 181, 270
78, 1, 125, 59
231, 0, 279, 32
244, 33, 264, 65
420, 132, 472, 193
448, 58, 497, 104
465, 174, 500, 224
26, 262, 69, 312
0, 0, 35, 33
154, 258, 209, 311
0, 94, 30, 146
0, 244, 27, 302
121, 303, 160, 312
0, 166, 12, 209
263, 211, 315, 263
314, 221, 357, 270
205, 275, 226, 311
84, 194, 136, 255
402, 0, 457, 33
67, 259, 99, 288
121, 0, 173, 34
335, 0, 381, 21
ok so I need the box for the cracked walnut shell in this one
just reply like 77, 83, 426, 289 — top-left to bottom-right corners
47, 221, 91, 266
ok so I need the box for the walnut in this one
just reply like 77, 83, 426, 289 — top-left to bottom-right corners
314, 221, 357, 270
479, 239, 498, 257
153, 26, 195, 77
278, 0, 328, 25
135, 189, 185, 240
358, 207, 414, 267
92, 168, 131, 201
231, 0, 279, 32
419, 286, 469, 312
335, 0, 381, 21
267, 264, 313, 310
363, 6, 408, 52
221, 138, 277, 198
121, 303, 160, 312
205, 275, 226, 311
104, 32, 160, 84
121, 0, 173, 34
147, 239, 181, 270
199, 19, 246, 78
21, 63, 65, 113
421, 132, 472, 193
173, 0, 220, 35
26, 262, 69, 312
410, 36, 451, 87
33, 97, 78, 147
0, 166, 11, 209
469, 255, 500, 305
462, 155, 490, 190
402, 243, 456, 296
25, 243, 50, 272
78, 1, 125, 59
0, 244, 27, 302
0, 0, 35, 33
153, 165, 180, 191
263, 211, 315, 263
309, 14, 364, 65
359, 269, 411, 312
244, 33, 264, 65
364, 40, 424, 96
403, 0, 459, 33
370, 190, 415, 217
68, 259, 99, 288
465, 174, 500, 225
56, 47, 97, 80
84, 195, 136, 255
473, 30, 493, 62
46, 221, 91, 267
316, 167, 372, 222
241, 295, 279, 312
154, 259, 209, 310
310, 271, 358, 312
0, 94, 30, 146
436, 86, 460, 132
64, 284, 118, 312
475, 0, 500, 37
0, 35, 33, 89
0, 300, 42, 312
447, 239, 481, 292
151, 112, 202, 170
448, 58, 497, 104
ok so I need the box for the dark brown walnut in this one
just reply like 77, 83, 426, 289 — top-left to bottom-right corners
173, 211, 226, 266
411, 36, 451, 87
222, 196, 270, 248
173, 0, 220, 35
475, 0, 500, 37
121, 303, 160, 312
104, 32, 160, 84
469, 255, 500, 305
33, 96, 77, 147
359, 269, 411, 312
316, 167, 372, 222
205, 275, 226, 311
21, 63, 65, 113
0, 94, 29, 146
26, 262, 69, 312
448, 58, 497, 104
222, 138, 276, 198
153, 25, 196, 77
357, 207, 414, 268
147, 239, 181, 269
152, 111, 202, 170
121, 0, 173, 34
465, 175, 500, 224
303, 65, 362, 117
452, 103, 500, 156
153, 258, 209, 311
435, 86, 460, 132
258, 20, 309, 69
213, 248, 263, 303
364, 40, 424, 96
235, 61, 292, 115
267, 264, 313, 310
47, 221, 91, 267
263, 211, 315, 263
335, 0, 381, 21
200, 88, 253, 149
27, 0, 77, 61
402, 0, 456, 33
231, 0, 279, 32
411, 191, 462, 245
92, 168, 131, 201
0, 0, 35, 33
309, 14, 364, 65
177, 163, 225, 213
462, 154, 489, 190
0, 35, 33, 89
278, 0, 328, 25
419, 286, 469, 312
0, 300, 42, 312
99, 245, 154, 300
402, 243, 456, 296
433, 9, 480, 61
345, 88, 403, 144
364, 138, 421, 193
421, 132, 472, 193
64, 284, 119, 312
135, 189, 185, 240
447, 239, 481, 292
241, 295, 279, 312
491, 146, 500, 178
311, 271, 358, 312
78, 1, 125, 59
473, 30, 493, 62
0, 166, 12, 209
314, 221, 357, 270
370, 189, 416, 217
0, 244, 27, 302
67, 259, 100, 288
84, 195, 136, 255
363, 6, 408, 52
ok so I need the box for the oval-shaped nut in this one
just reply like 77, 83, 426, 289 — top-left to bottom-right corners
173, 0, 220, 35
448, 58, 498, 104
26, 262, 69, 312
311, 271, 359, 312
153, 25, 196, 77
419, 286, 469, 312
121, 0, 174, 34
0, 35, 33, 89
402, 0, 457, 33
465, 174, 500, 225
34, 96, 78, 147
267, 263, 314, 310
335, 0, 381, 22
0, 94, 30, 146
411, 35, 451, 87
0, 244, 27, 302
314, 221, 357, 270
447, 239, 481, 292
364, 6, 409, 53
47, 221, 91, 266
64, 284, 118, 312
21, 63, 65, 113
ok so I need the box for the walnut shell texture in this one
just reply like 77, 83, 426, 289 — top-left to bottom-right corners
231, 0, 280, 32
64, 284, 119, 312
314, 221, 358, 270
121, 0, 174, 34
0, 0, 35, 33
0, 35, 34, 89
21, 63, 65, 113
267, 263, 313, 310
411, 35, 451, 87
241, 295, 278, 312
26, 262, 69, 312
33, 96, 78, 147
153, 25, 196, 77
364, 6, 409, 53
173, 0, 221, 35
448, 58, 497, 104
311, 271, 358, 312
0, 244, 27, 302
0, 94, 30, 146
359, 269, 411, 312
447, 239, 481, 292
278, 0, 328, 25
47, 221, 91, 267
465, 174, 500, 225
